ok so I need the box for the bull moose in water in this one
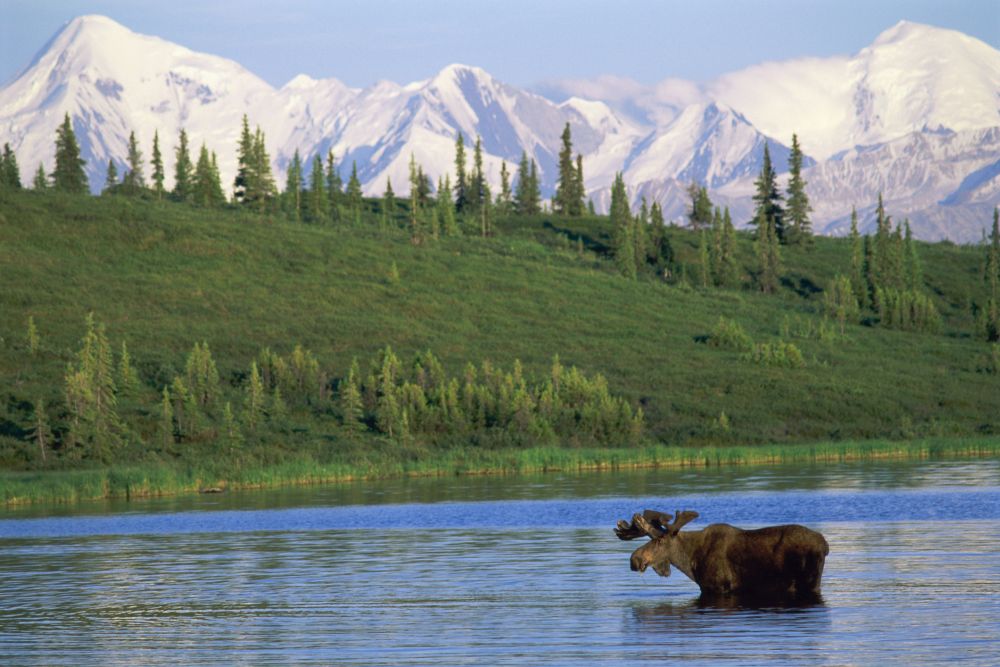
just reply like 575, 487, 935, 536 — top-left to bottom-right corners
615, 509, 829, 601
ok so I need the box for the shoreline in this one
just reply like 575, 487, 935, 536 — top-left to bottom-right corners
2, 436, 998, 507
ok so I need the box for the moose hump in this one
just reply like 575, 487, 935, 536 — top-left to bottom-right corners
615, 509, 829, 601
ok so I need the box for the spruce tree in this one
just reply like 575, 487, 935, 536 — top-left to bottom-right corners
751, 142, 784, 241
904, 220, 922, 291
438, 174, 458, 236
382, 177, 395, 232
610, 173, 636, 279
150, 130, 165, 199
687, 183, 712, 230
122, 130, 145, 194
193, 144, 225, 207
32, 164, 47, 190
233, 114, 255, 205
469, 136, 486, 213
755, 208, 781, 293
555, 122, 576, 216
785, 133, 812, 245
409, 154, 423, 243
173, 128, 194, 202
250, 127, 277, 212
574, 153, 585, 216
30, 398, 52, 463
698, 231, 712, 288
52, 113, 88, 193
103, 159, 118, 195
453, 132, 468, 213
497, 160, 512, 214
1, 143, 22, 188
345, 161, 363, 217
849, 207, 867, 307
718, 207, 737, 287
325, 149, 343, 221
283, 149, 303, 221
307, 154, 328, 223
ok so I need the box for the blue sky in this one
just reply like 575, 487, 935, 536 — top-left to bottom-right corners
2, 0, 998, 89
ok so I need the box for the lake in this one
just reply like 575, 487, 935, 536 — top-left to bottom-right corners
1, 460, 998, 665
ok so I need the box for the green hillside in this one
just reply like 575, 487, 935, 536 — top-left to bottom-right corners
1, 189, 998, 499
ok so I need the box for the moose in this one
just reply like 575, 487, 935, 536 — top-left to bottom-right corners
615, 509, 829, 601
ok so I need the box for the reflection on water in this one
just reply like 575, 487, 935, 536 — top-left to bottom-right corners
0, 460, 998, 665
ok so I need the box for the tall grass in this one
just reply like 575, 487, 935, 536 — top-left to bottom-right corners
4, 437, 997, 506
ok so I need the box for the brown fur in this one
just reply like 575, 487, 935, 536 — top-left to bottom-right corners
617, 510, 829, 599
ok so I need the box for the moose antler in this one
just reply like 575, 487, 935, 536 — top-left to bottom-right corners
668, 510, 699, 535
615, 509, 673, 540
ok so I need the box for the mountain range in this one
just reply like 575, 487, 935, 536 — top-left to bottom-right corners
1, 15, 998, 241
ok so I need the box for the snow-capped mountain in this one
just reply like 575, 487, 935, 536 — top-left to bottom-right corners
0, 15, 997, 241
709, 21, 1000, 161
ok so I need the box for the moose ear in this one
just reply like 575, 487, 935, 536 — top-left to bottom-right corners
668, 510, 699, 535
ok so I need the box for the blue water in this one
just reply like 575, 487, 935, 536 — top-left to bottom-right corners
1, 460, 998, 665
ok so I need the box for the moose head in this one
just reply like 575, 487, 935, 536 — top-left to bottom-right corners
615, 509, 700, 579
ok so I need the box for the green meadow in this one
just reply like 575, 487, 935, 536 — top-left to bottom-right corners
1, 189, 997, 503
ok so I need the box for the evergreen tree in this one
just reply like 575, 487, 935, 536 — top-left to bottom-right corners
849, 207, 867, 307
610, 173, 636, 279
122, 130, 145, 195
751, 142, 784, 241
453, 132, 468, 213
438, 174, 459, 236
574, 153, 586, 216
345, 161, 363, 217
283, 149, 304, 222
755, 208, 781, 293
251, 127, 277, 211
698, 231, 712, 288
63, 314, 120, 461
716, 207, 738, 287
979, 206, 1000, 342
173, 128, 194, 202
469, 136, 486, 212
409, 154, 424, 243
341, 358, 364, 430
26, 315, 40, 355
823, 274, 860, 333
103, 159, 118, 195
785, 133, 812, 245
233, 114, 254, 205
325, 149, 343, 221
381, 177, 395, 232
192, 145, 226, 207
118, 341, 140, 400
32, 163, 47, 190
243, 361, 265, 433
904, 220, 923, 291
554, 123, 578, 216
52, 113, 88, 193
29, 398, 52, 463
159, 386, 174, 448
687, 183, 713, 230
150, 130, 165, 199
304, 154, 328, 223
497, 160, 512, 214
1, 143, 22, 188
985, 206, 1000, 296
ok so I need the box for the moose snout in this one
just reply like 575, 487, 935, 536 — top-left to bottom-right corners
630, 554, 647, 572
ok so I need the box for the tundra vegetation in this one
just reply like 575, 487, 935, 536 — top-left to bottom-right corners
0, 120, 999, 504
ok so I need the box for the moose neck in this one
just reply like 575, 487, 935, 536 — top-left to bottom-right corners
668, 531, 702, 582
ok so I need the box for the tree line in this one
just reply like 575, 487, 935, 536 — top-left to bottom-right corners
23, 315, 644, 466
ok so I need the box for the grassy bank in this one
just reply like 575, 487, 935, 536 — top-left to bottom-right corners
4, 436, 998, 506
